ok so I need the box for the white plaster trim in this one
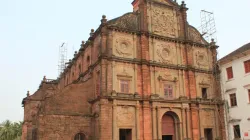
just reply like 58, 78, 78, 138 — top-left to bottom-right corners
228, 118, 241, 123
225, 88, 237, 93
243, 84, 250, 89
226, 78, 235, 83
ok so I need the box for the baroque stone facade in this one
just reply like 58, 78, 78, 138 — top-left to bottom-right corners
22, 0, 226, 140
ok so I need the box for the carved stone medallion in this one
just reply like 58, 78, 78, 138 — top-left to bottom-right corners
115, 38, 133, 57
156, 43, 173, 63
152, 6, 176, 37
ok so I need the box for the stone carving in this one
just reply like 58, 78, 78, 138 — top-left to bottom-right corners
189, 27, 201, 42
152, 6, 176, 37
117, 106, 134, 126
189, 27, 207, 44
115, 38, 133, 56
156, 43, 173, 63
117, 68, 131, 77
199, 77, 211, 85
202, 110, 214, 126
195, 51, 208, 67
158, 73, 178, 82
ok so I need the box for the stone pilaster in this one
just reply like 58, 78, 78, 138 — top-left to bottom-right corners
136, 101, 140, 140
142, 101, 152, 140
191, 105, 200, 140
181, 108, 187, 139
112, 100, 117, 140
152, 106, 157, 140
157, 106, 162, 140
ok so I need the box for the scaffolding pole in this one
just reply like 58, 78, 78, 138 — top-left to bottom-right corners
58, 42, 68, 76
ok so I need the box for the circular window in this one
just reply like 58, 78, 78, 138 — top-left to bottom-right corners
74, 133, 85, 140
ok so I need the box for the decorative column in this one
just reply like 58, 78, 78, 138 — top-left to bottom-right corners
180, 1, 188, 39
214, 106, 219, 138
107, 28, 113, 57
191, 105, 200, 140
157, 106, 162, 140
152, 106, 157, 140
100, 15, 107, 54
181, 108, 186, 139
136, 101, 140, 140
113, 100, 117, 140
198, 108, 203, 139
142, 101, 152, 139
186, 108, 191, 139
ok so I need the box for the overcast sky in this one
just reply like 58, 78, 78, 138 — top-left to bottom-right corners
0, 0, 249, 122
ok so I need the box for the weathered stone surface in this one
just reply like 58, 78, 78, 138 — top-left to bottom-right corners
22, 1, 225, 140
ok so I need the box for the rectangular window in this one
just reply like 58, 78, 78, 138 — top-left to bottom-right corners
233, 125, 241, 138
120, 80, 129, 93
226, 67, 234, 80
244, 60, 250, 73
164, 84, 173, 99
230, 93, 237, 107
202, 88, 208, 99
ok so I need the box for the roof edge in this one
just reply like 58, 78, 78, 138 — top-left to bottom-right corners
219, 42, 250, 64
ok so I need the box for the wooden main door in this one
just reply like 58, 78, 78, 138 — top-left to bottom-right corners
162, 114, 175, 140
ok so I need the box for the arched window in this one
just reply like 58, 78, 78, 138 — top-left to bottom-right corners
74, 133, 85, 140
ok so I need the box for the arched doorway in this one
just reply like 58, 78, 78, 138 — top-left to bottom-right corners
74, 133, 85, 140
162, 112, 180, 140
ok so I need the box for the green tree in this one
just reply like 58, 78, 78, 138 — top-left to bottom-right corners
0, 120, 22, 140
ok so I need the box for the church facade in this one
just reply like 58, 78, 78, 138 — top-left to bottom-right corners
22, 0, 226, 140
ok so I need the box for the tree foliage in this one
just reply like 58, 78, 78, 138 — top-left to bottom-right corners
0, 120, 22, 140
